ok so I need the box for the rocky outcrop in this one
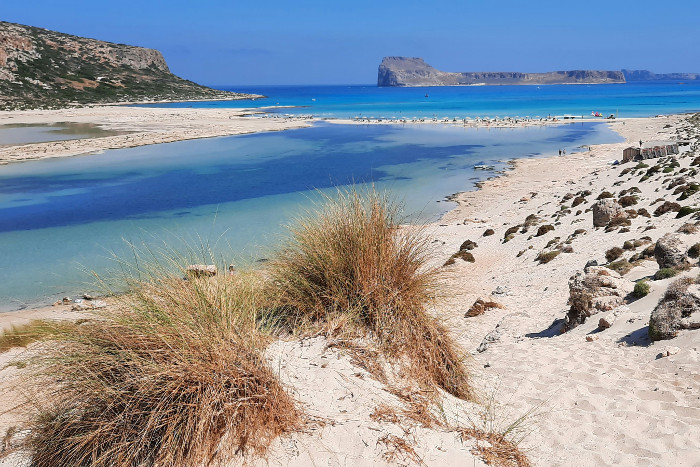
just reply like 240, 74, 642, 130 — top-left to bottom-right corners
0, 21, 256, 110
654, 234, 689, 269
378, 57, 626, 87
649, 278, 700, 340
566, 266, 633, 330
592, 199, 623, 227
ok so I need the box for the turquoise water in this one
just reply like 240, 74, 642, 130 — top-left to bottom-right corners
0, 121, 621, 311
144, 81, 700, 119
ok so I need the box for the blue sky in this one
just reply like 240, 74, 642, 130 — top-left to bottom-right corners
3, 1, 699, 86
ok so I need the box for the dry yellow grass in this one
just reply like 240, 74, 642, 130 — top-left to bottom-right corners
268, 187, 472, 399
12, 272, 299, 467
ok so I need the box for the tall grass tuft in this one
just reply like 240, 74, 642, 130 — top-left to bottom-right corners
19, 271, 299, 467
268, 187, 472, 399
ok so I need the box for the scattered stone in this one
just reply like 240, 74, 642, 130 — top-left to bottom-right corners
185, 264, 217, 277
592, 199, 623, 227
585, 335, 598, 342
82, 293, 95, 300
71, 302, 92, 311
654, 233, 688, 269
598, 306, 629, 329
92, 300, 107, 309
491, 285, 511, 296
61, 296, 71, 305
663, 346, 680, 356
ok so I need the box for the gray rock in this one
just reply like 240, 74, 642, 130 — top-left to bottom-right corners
649, 277, 700, 340
592, 199, 623, 227
566, 266, 633, 330
491, 285, 511, 296
654, 233, 687, 269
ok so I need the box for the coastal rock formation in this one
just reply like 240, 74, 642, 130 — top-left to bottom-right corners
592, 199, 623, 227
0, 21, 255, 110
566, 266, 633, 330
378, 57, 626, 87
649, 277, 700, 340
654, 233, 688, 269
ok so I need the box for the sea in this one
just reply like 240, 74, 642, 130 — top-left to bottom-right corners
1, 81, 700, 311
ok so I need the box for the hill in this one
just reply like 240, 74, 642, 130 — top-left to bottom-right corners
0, 22, 256, 110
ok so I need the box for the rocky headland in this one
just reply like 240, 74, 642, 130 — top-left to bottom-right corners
0, 21, 257, 110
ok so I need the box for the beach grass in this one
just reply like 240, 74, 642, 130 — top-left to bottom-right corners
267, 187, 472, 399
16, 271, 299, 467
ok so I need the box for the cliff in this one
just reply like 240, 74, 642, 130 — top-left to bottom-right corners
0, 22, 256, 110
378, 57, 626, 87
622, 69, 700, 81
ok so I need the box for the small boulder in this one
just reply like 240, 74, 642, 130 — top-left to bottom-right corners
649, 277, 700, 340
185, 264, 217, 278
654, 233, 688, 269
566, 266, 633, 330
592, 199, 623, 227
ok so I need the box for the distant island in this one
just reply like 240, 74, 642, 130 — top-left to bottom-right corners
0, 22, 257, 110
378, 57, 700, 87
621, 69, 700, 81
378, 57, 626, 87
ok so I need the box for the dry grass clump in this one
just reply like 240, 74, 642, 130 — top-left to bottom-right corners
465, 298, 505, 318
0, 320, 78, 354
461, 428, 532, 467
483, 228, 495, 237
17, 272, 299, 467
535, 224, 554, 237
535, 250, 560, 264
268, 188, 472, 399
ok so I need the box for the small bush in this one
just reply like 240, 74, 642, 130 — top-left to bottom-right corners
605, 246, 625, 262
483, 228, 495, 237
688, 243, 700, 258
597, 191, 614, 200
445, 250, 475, 266
535, 250, 560, 264
504, 225, 521, 239
605, 216, 631, 231
618, 196, 638, 207
635, 162, 649, 169
535, 224, 554, 237
459, 239, 478, 251
637, 208, 651, 218
633, 280, 651, 298
607, 259, 634, 275
677, 223, 699, 234
679, 184, 700, 200
676, 206, 698, 218
623, 240, 635, 250
653, 201, 681, 217
653, 268, 679, 280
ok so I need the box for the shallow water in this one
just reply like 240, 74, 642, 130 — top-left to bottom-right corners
0, 122, 621, 311
0, 122, 126, 146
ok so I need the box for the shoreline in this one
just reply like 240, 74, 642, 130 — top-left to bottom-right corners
2, 110, 699, 466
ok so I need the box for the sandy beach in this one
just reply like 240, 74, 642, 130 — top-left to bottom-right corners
1, 111, 699, 466
0, 106, 312, 164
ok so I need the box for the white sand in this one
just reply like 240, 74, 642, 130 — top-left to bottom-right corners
0, 106, 311, 164
1, 112, 699, 466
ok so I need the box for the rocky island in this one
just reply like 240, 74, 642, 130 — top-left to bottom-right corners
378, 56, 626, 87
0, 21, 257, 110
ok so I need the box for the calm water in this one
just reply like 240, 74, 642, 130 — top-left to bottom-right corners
145, 81, 700, 119
0, 121, 621, 311
0, 122, 126, 146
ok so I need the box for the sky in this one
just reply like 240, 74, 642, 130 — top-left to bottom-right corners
3, 1, 700, 86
